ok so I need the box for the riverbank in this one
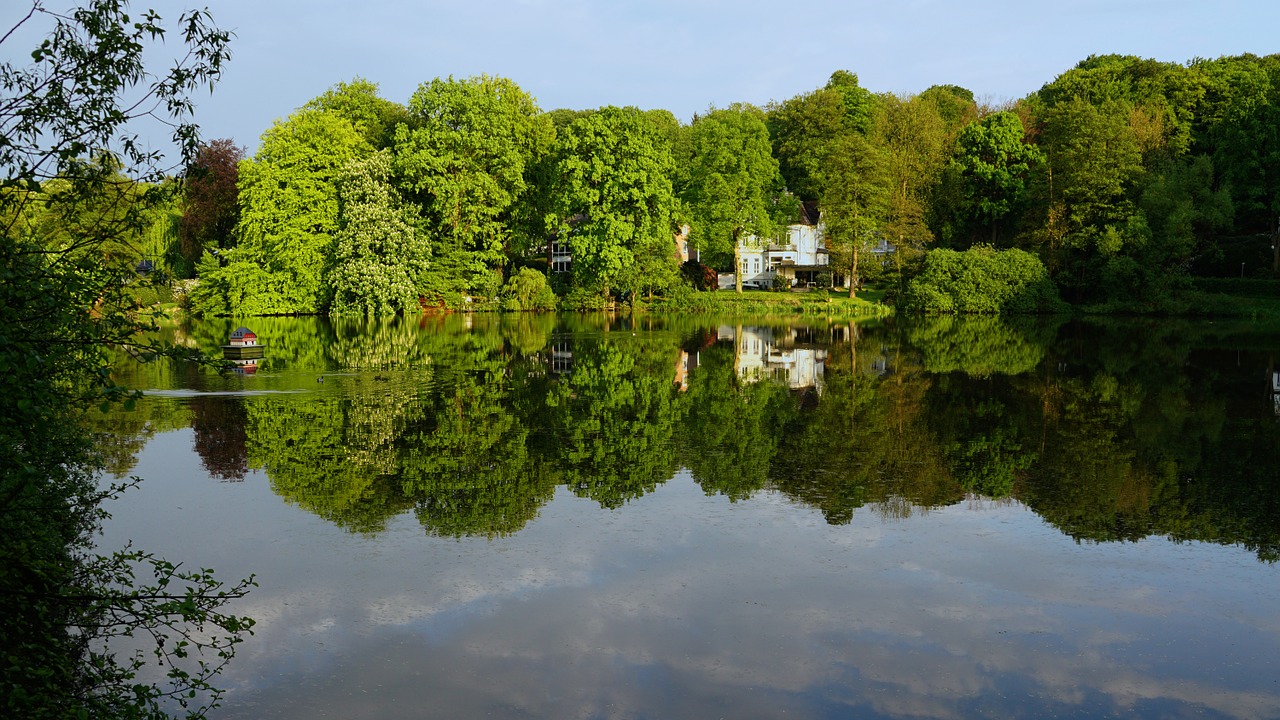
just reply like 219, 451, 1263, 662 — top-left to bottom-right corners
640, 287, 893, 319
1075, 280, 1280, 325
153, 278, 1280, 325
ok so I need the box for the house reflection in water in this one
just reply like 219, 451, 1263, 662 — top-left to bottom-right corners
541, 327, 833, 393
1272, 368, 1280, 416
674, 350, 698, 391
550, 340, 573, 376
720, 326, 828, 392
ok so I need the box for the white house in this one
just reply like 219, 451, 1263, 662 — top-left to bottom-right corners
729, 202, 898, 290
732, 202, 838, 289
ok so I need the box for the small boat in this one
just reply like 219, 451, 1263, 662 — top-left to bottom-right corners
222, 327, 265, 360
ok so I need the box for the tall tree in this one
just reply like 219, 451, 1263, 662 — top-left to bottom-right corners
549, 106, 678, 298
1198, 55, 1280, 260
179, 138, 244, 268
393, 75, 554, 299
818, 133, 890, 298
767, 70, 877, 201
198, 108, 371, 315
1034, 98, 1146, 295
768, 94, 843, 200
679, 105, 783, 292
947, 111, 1044, 247
304, 77, 409, 149
874, 94, 953, 260
1036, 54, 1206, 160
825, 69, 877, 133
329, 150, 430, 316
918, 84, 979, 135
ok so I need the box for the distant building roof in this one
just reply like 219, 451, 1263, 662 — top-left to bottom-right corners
799, 200, 821, 226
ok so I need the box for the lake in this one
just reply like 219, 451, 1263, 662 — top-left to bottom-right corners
94, 313, 1280, 719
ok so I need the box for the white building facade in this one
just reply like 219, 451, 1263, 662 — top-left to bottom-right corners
734, 220, 839, 289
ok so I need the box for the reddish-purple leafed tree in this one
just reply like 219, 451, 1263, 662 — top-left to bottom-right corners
180, 138, 245, 263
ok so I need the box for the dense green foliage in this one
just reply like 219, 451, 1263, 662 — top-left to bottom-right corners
902, 246, 1066, 314
947, 112, 1044, 246
329, 150, 429, 316
179, 138, 244, 274
1, 3, 254, 718
172, 52, 1280, 317
500, 267, 558, 311
394, 75, 554, 299
194, 108, 372, 315
548, 106, 679, 298
677, 105, 784, 288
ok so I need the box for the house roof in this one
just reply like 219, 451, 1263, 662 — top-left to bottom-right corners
799, 200, 821, 226
230, 327, 256, 339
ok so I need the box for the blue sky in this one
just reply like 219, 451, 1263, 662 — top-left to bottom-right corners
9, 1, 1280, 153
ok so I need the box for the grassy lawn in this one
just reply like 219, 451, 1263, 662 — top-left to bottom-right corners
647, 285, 892, 318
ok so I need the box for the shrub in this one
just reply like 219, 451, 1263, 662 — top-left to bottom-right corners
499, 268, 558, 312
771, 274, 792, 292
902, 246, 1066, 314
560, 285, 611, 311
1192, 277, 1280, 299
681, 260, 718, 291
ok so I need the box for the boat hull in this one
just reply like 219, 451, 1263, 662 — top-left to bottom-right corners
222, 345, 265, 360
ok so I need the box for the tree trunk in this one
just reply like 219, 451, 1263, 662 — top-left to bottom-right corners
848, 246, 859, 299
733, 229, 743, 294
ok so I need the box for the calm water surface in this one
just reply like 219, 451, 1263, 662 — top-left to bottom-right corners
95, 314, 1280, 719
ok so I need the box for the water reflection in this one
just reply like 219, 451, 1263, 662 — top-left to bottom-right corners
92, 314, 1280, 719
95, 314, 1280, 561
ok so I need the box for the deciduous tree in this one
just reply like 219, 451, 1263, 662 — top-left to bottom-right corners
0, 3, 254, 717
199, 108, 371, 315
948, 111, 1044, 247
393, 75, 554, 298
549, 106, 678, 298
819, 133, 889, 298
329, 150, 429, 316
179, 138, 244, 267
679, 105, 783, 292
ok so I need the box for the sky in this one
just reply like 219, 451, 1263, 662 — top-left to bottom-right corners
6, 0, 1280, 154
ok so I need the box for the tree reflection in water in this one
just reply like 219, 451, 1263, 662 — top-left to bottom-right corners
103, 314, 1280, 561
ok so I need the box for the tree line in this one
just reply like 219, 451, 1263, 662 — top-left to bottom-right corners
69, 53, 1274, 316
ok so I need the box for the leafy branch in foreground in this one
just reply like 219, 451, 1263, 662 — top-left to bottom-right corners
2, 2, 252, 718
